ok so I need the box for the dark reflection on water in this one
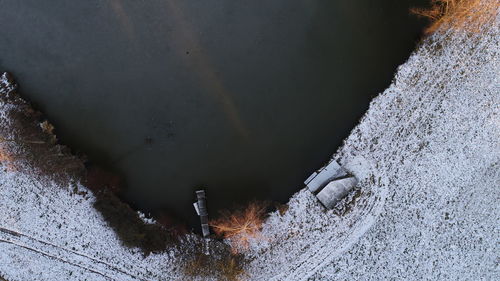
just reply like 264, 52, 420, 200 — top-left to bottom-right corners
0, 0, 426, 227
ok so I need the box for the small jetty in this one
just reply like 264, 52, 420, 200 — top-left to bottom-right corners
193, 190, 210, 237
305, 160, 357, 209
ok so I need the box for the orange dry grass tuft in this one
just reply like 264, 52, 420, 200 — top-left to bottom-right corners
210, 202, 268, 253
411, 0, 499, 34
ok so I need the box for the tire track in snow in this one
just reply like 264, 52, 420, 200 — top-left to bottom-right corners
0, 227, 145, 281
0, 239, 113, 280
269, 184, 388, 281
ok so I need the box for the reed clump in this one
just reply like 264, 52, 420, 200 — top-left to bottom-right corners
411, 0, 498, 34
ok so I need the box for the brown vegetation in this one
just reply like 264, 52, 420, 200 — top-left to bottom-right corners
85, 166, 123, 193
411, 0, 498, 34
181, 239, 246, 281
92, 189, 177, 255
183, 252, 245, 281
275, 202, 289, 216
210, 202, 268, 254
0, 72, 84, 184
0, 145, 16, 170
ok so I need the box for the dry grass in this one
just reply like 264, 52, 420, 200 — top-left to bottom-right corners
0, 143, 17, 171
275, 202, 289, 216
411, 0, 499, 34
210, 202, 268, 254
183, 253, 245, 281
0, 146, 13, 164
216, 256, 246, 281
179, 235, 247, 281
0, 136, 49, 171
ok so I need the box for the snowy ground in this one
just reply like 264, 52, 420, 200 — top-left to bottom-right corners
244, 23, 499, 280
0, 14, 499, 281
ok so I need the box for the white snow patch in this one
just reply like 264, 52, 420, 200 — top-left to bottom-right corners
137, 211, 157, 225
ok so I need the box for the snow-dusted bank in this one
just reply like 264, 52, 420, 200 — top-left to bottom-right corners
1, 14, 499, 281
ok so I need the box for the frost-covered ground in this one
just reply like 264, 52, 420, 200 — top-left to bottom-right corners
245, 24, 499, 279
1, 15, 499, 281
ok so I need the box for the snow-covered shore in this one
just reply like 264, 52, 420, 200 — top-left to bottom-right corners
1, 14, 499, 281
245, 23, 499, 280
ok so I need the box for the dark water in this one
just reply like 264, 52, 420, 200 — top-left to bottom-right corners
0, 0, 426, 227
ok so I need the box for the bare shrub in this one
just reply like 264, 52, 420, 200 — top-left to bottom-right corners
411, 0, 499, 34
210, 202, 268, 253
